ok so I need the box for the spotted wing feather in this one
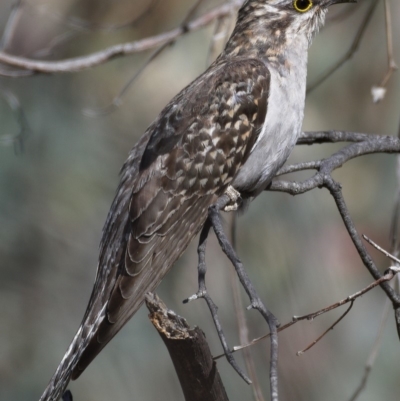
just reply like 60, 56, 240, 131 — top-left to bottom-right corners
71, 58, 270, 378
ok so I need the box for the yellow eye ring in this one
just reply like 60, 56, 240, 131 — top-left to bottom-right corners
293, 0, 313, 12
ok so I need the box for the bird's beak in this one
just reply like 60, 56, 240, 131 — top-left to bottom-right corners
327, 0, 357, 5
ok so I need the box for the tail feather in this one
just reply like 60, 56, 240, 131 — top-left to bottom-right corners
39, 139, 148, 401
39, 305, 107, 401
39, 328, 83, 401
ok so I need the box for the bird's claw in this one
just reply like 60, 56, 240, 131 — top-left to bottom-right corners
223, 185, 241, 211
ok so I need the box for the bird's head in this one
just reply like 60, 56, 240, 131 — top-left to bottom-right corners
276, 0, 355, 39
224, 0, 355, 60
238, 0, 356, 44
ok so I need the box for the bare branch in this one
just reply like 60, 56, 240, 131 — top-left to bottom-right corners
0, 3, 238, 75
296, 301, 354, 356
181, 0, 208, 30
146, 293, 230, 401
325, 177, 400, 305
371, 0, 398, 102
380, 0, 398, 85
84, 0, 218, 116
363, 235, 400, 266
184, 217, 252, 385
214, 269, 396, 359
275, 161, 321, 176
272, 134, 400, 197
298, 130, 373, 144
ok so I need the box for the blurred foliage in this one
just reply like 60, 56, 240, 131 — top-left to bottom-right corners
0, 1, 399, 401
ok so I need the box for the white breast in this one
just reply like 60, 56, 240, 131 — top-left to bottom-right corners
232, 39, 308, 197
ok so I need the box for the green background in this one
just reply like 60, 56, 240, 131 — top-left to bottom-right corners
0, 1, 399, 400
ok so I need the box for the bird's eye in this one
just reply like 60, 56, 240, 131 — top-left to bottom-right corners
293, 0, 313, 12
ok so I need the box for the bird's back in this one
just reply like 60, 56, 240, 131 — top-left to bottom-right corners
72, 58, 269, 376
39, 57, 270, 401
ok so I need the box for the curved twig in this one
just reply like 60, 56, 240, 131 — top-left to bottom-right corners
214, 268, 396, 359
271, 134, 400, 310
0, 3, 238, 75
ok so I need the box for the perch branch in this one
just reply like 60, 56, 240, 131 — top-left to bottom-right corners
183, 217, 252, 385
145, 293, 229, 401
185, 194, 280, 400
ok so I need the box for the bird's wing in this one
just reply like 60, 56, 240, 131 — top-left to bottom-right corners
72, 58, 270, 378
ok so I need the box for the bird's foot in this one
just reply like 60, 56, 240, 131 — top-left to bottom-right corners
223, 185, 241, 211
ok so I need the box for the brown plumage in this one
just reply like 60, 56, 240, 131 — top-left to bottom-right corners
40, 0, 349, 399
73, 59, 270, 377
40, 54, 270, 400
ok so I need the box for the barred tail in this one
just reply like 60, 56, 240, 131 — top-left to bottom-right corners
39, 301, 107, 401
39, 324, 89, 401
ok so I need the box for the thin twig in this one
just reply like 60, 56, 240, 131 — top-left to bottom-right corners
183, 217, 252, 385
208, 195, 279, 401
379, 0, 398, 86
307, 0, 379, 94
214, 269, 395, 359
325, 177, 400, 305
296, 301, 354, 356
363, 235, 400, 266
181, 0, 207, 30
0, 2, 239, 75
297, 130, 372, 144
275, 161, 321, 176
83, 0, 211, 116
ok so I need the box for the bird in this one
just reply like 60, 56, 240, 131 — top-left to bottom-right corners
40, 0, 353, 400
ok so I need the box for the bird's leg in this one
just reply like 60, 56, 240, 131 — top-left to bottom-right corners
223, 185, 241, 212
209, 193, 280, 401
183, 217, 252, 384
183, 218, 212, 303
